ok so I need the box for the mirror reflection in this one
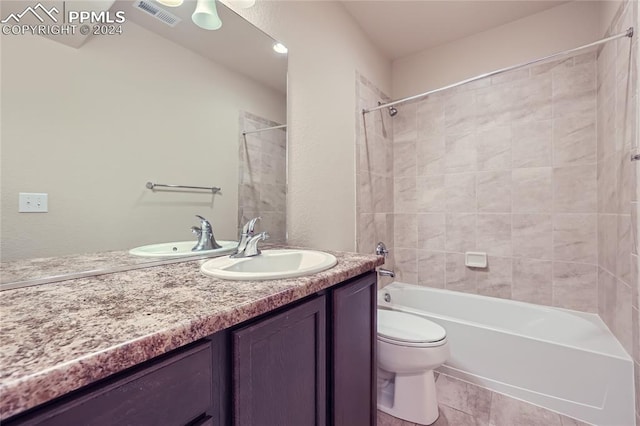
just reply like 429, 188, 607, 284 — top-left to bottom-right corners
0, 0, 287, 285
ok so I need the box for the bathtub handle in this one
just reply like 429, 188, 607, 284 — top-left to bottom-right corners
376, 242, 389, 257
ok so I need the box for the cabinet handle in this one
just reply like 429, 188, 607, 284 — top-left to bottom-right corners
188, 414, 214, 426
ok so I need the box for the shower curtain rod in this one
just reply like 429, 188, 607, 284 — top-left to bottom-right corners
242, 124, 287, 135
363, 27, 634, 114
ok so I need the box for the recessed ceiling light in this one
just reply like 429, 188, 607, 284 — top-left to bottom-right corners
273, 42, 288, 54
156, 0, 184, 6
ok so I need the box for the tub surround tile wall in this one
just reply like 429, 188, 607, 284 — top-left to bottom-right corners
595, 4, 639, 420
376, 373, 590, 426
238, 111, 287, 243
387, 51, 600, 313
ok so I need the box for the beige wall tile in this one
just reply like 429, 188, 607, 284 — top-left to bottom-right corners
446, 252, 476, 293
395, 176, 417, 213
552, 262, 597, 312
598, 267, 617, 330
512, 214, 553, 260
598, 213, 619, 274
512, 168, 553, 213
418, 213, 446, 250
394, 213, 418, 249
511, 74, 553, 125
614, 280, 633, 355
512, 120, 552, 168
513, 258, 552, 305
597, 154, 618, 213
418, 250, 446, 288
417, 175, 446, 212
477, 126, 511, 171
417, 97, 445, 141
445, 133, 477, 174
553, 165, 597, 213
394, 141, 417, 178
417, 136, 446, 176
393, 101, 417, 144
552, 62, 596, 119
477, 214, 512, 256
395, 248, 418, 283
476, 84, 513, 132
445, 91, 476, 135
553, 214, 597, 263
445, 213, 476, 253
617, 214, 632, 284
445, 173, 476, 212
552, 114, 596, 166
477, 256, 513, 299
477, 171, 512, 213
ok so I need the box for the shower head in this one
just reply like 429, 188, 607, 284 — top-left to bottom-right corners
377, 101, 399, 117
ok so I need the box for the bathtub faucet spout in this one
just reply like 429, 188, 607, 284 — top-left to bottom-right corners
379, 268, 395, 278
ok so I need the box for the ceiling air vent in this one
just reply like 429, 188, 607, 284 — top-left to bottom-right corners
134, 0, 181, 27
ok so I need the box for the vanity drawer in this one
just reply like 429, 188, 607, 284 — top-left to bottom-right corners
9, 341, 213, 426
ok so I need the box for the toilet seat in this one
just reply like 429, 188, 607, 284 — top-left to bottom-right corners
378, 309, 446, 347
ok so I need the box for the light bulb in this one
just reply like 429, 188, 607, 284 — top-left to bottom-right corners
156, 0, 184, 6
273, 43, 288, 54
192, 0, 222, 30
232, 0, 255, 8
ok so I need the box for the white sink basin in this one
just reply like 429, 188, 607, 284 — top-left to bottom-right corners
129, 240, 238, 258
200, 249, 338, 281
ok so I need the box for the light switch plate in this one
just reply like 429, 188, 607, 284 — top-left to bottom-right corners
19, 193, 48, 213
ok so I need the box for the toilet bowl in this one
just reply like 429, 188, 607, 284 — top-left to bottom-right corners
377, 309, 450, 425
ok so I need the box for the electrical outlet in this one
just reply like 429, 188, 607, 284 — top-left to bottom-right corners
19, 193, 48, 213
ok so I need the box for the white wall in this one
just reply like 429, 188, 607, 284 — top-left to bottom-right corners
231, 1, 392, 252
392, 1, 602, 99
1, 20, 285, 260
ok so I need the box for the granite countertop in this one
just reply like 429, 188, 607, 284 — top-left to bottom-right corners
0, 249, 383, 420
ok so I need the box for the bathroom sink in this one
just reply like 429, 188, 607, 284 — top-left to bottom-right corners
129, 240, 238, 258
200, 249, 338, 281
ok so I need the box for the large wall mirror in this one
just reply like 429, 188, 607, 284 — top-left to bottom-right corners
0, 0, 287, 285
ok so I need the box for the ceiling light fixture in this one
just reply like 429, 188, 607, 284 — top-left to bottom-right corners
155, 0, 184, 6
230, 0, 255, 8
273, 42, 287, 54
192, 0, 222, 30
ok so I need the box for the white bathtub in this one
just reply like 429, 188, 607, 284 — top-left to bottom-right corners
378, 282, 635, 426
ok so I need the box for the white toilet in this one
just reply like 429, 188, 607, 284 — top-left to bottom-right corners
377, 309, 450, 425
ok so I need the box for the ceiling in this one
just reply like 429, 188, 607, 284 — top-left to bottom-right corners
342, 1, 569, 60
114, 0, 287, 93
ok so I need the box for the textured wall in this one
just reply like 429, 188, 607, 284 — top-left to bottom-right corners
1, 20, 285, 260
232, 1, 391, 252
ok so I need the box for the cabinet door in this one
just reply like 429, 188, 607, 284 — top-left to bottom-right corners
233, 296, 326, 426
331, 272, 377, 426
7, 341, 214, 426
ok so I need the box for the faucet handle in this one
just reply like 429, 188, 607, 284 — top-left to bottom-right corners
242, 217, 261, 235
191, 226, 202, 236
195, 215, 212, 231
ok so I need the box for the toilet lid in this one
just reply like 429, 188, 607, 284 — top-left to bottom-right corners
377, 309, 446, 344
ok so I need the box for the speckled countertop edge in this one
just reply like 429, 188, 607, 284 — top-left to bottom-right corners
0, 249, 383, 420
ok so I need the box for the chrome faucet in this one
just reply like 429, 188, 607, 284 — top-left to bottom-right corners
231, 231, 269, 258
191, 215, 222, 251
232, 217, 261, 257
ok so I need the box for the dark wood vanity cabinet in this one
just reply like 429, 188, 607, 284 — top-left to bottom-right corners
233, 295, 327, 426
5, 271, 376, 426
